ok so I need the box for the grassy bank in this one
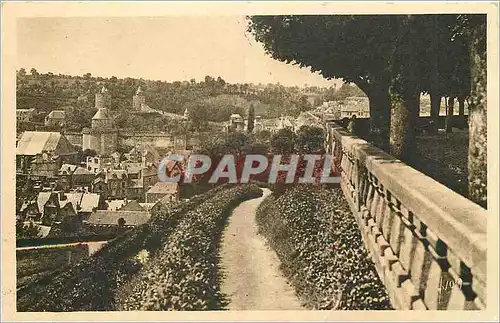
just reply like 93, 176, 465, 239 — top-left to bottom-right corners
256, 186, 392, 310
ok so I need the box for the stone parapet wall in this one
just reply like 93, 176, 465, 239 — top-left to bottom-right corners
325, 121, 486, 310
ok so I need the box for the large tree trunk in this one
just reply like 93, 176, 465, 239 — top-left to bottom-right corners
365, 82, 391, 152
468, 22, 487, 208
458, 96, 466, 116
429, 15, 441, 135
390, 90, 420, 162
458, 95, 466, 129
445, 97, 455, 133
430, 92, 441, 133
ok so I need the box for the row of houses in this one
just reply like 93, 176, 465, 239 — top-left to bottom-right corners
16, 129, 183, 235
225, 110, 323, 134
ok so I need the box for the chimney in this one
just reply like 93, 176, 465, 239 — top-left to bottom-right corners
59, 191, 66, 201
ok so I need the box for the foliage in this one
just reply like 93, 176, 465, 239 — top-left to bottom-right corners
270, 128, 296, 154
115, 185, 263, 310
295, 125, 325, 153
16, 221, 40, 239
247, 104, 255, 133
16, 72, 328, 126
255, 186, 392, 310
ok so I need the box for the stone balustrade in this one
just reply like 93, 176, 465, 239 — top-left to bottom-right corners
325, 121, 487, 310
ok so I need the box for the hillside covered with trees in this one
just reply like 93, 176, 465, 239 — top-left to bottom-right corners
16, 70, 363, 133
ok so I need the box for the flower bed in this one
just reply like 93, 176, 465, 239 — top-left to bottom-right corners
16, 184, 242, 312
255, 186, 392, 310
115, 184, 263, 311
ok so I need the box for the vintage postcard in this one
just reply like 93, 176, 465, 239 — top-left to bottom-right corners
1, 1, 499, 322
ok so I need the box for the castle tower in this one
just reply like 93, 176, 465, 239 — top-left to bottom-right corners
133, 86, 146, 110
91, 107, 113, 129
95, 86, 111, 109
83, 87, 118, 156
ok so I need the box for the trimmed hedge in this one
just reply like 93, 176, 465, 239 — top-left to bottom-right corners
256, 186, 392, 310
115, 185, 263, 310
16, 183, 250, 312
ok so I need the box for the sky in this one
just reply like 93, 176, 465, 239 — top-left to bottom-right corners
17, 16, 344, 88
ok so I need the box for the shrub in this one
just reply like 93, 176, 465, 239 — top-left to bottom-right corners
255, 185, 392, 310
115, 185, 262, 310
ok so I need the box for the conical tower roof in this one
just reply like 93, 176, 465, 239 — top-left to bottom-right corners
92, 108, 110, 120
136, 86, 143, 95
100, 86, 108, 94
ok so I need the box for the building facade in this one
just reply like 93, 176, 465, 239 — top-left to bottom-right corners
17, 109, 35, 123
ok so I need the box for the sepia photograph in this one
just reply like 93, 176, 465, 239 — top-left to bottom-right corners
1, 1, 498, 321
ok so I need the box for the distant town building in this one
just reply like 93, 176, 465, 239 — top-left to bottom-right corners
17, 108, 36, 123
133, 86, 146, 111
44, 110, 66, 128
276, 115, 295, 131
225, 113, 245, 133
16, 131, 78, 176
146, 182, 179, 204
21, 190, 100, 225
295, 111, 321, 129
58, 163, 94, 189
320, 97, 370, 120
95, 85, 112, 110
86, 209, 150, 227
82, 87, 118, 155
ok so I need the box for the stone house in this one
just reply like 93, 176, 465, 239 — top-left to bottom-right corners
146, 182, 179, 204
45, 110, 66, 127
16, 131, 78, 177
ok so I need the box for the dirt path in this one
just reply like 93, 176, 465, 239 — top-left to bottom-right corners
219, 188, 304, 310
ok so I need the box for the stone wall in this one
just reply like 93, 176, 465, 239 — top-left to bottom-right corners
325, 121, 486, 310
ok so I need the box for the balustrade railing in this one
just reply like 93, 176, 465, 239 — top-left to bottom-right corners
325, 121, 487, 310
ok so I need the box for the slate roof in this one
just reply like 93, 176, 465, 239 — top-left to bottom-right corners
34, 191, 100, 214
118, 200, 146, 212
36, 192, 52, 214
138, 202, 157, 212
59, 164, 78, 175
106, 199, 127, 211
146, 182, 178, 194
79, 193, 100, 213
87, 210, 151, 226
47, 110, 65, 119
92, 108, 111, 120
73, 167, 93, 175
16, 132, 77, 156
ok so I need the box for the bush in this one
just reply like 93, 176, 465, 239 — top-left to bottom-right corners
255, 185, 392, 310
115, 185, 262, 310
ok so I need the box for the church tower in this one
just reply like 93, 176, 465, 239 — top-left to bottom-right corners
95, 86, 111, 109
133, 86, 146, 111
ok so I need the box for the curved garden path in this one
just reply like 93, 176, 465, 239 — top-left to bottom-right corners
219, 188, 304, 310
